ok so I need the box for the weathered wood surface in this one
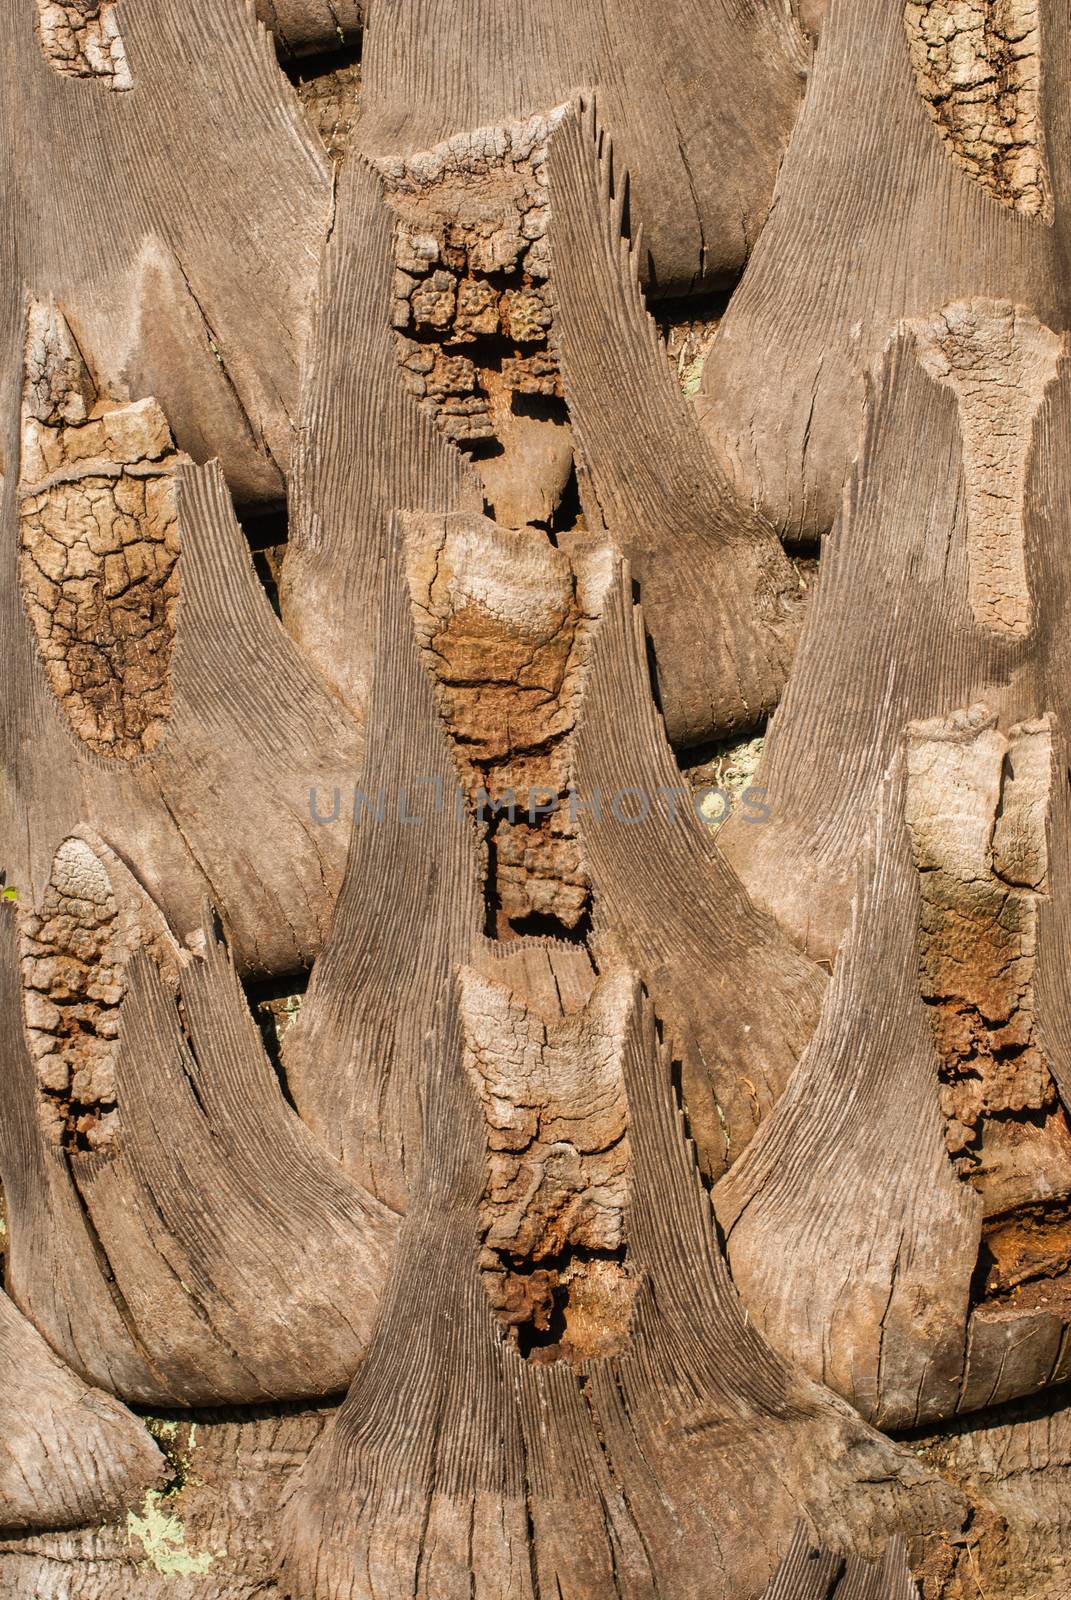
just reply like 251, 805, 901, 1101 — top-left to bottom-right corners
280, 966, 966, 1599
0, 883, 396, 1404
758, 1524, 919, 1600
8, 0, 1071, 1594
7, 1391, 1071, 1598
546, 102, 804, 746
719, 315, 1070, 963
0, 1405, 336, 1598
286, 529, 824, 1202
1, 299, 363, 975
6, 0, 330, 505
355, 0, 811, 295
0, 1289, 162, 1533
279, 152, 483, 720
282, 519, 485, 1210
913, 1385, 1071, 1600
570, 560, 825, 1180
698, 0, 1071, 543
281, 97, 800, 749
714, 346, 1071, 1427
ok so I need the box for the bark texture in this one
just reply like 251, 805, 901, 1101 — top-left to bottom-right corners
6, 0, 1071, 1595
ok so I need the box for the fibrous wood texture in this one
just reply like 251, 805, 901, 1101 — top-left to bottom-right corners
355, 0, 812, 294
698, 0, 1071, 543
5, 0, 331, 505
0, 1289, 163, 1533
546, 103, 805, 746
0, 879, 396, 1403
280, 968, 965, 1599
9, 0, 1071, 1594
2, 296, 363, 974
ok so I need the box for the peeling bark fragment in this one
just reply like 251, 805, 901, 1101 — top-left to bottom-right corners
384, 114, 575, 531
460, 967, 637, 1363
18, 303, 185, 760
978, 1198, 1071, 1300
35, 0, 132, 89
904, 707, 1071, 1376
404, 511, 609, 934
905, 707, 1071, 1220
911, 302, 1061, 636
904, 0, 1049, 218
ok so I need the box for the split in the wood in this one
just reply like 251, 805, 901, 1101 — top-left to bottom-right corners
757, 1521, 919, 1600
246, 968, 309, 1105
904, 0, 1050, 219
18, 300, 183, 759
236, 501, 289, 615
678, 722, 770, 830
656, 287, 736, 398
285, 40, 362, 164
34, 0, 131, 89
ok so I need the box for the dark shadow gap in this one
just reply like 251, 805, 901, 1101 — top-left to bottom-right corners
242, 970, 311, 1111
280, 40, 363, 164
651, 280, 742, 395
234, 502, 288, 616
894, 1377, 1071, 1447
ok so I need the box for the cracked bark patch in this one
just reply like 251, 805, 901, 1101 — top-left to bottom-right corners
18, 831, 183, 1153
912, 301, 1061, 637
904, 0, 1049, 218
18, 301, 186, 760
976, 1198, 1071, 1307
20, 836, 125, 1151
460, 966, 638, 1363
906, 707, 1071, 1308
404, 511, 610, 935
382, 112, 576, 531
35, 0, 132, 88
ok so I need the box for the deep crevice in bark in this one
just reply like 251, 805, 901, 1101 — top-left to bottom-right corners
236, 502, 289, 616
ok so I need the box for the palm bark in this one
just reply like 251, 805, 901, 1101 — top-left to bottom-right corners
4, 1, 1071, 1596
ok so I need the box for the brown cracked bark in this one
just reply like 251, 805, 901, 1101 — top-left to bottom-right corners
8, 0, 1071, 1592
2, 297, 363, 976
